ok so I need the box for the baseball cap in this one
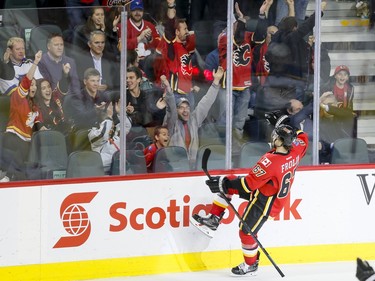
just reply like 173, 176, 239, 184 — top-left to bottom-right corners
130, 0, 144, 11
176, 97, 190, 107
334, 65, 350, 76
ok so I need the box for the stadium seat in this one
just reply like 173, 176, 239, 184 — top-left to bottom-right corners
152, 146, 190, 173
300, 144, 313, 166
71, 129, 91, 152
330, 137, 370, 164
0, 26, 20, 58
66, 150, 105, 178
3, 0, 39, 43
0, 95, 10, 132
126, 126, 152, 150
29, 24, 62, 55
198, 122, 225, 147
26, 130, 68, 179
237, 141, 270, 168
196, 144, 226, 170
191, 20, 215, 58
110, 149, 147, 175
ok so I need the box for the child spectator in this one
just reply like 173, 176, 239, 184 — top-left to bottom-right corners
88, 92, 132, 174
319, 65, 357, 147
143, 126, 170, 172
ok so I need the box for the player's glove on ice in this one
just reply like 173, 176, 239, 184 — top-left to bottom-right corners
356, 258, 375, 281
206, 176, 228, 194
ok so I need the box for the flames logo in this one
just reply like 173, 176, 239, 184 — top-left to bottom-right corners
233, 44, 251, 67
180, 54, 193, 76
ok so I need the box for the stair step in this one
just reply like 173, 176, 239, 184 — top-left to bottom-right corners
307, 1, 360, 18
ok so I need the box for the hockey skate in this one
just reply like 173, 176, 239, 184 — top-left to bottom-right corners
231, 261, 259, 276
190, 213, 221, 238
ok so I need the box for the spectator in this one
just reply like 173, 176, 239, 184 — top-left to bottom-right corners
127, 49, 154, 92
63, 67, 109, 130
126, 66, 154, 127
275, 0, 309, 26
143, 125, 170, 172
306, 34, 331, 89
266, 99, 331, 163
0, 37, 43, 96
269, 1, 327, 101
204, 48, 219, 82
65, 0, 102, 32
370, 0, 375, 29
217, 1, 272, 152
253, 25, 278, 86
127, 0, 161, 59
254, 62, 305, 143
0, 59, 15, 81
88, 92, 132, 174
34, 63, 73, 135
75, 7, 121, 58
127, 50, 166, 125
319, 65, 357, 151
162, 66, 224, 168
74, 30, 120, 92
38, 33, 81, 96
156, 0, 199, 108
1, 51, 46, 181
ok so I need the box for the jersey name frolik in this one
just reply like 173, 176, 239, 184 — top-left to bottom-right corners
281, 155, 300, 173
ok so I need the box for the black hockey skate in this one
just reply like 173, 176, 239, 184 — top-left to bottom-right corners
190, 213, 221, 238
231, 261, 259, 276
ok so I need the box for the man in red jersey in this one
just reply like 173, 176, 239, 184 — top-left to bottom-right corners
155, 0, 198, 108
190, 115, 308, 276
216, 1, 271, 152
127, 0, 160, 59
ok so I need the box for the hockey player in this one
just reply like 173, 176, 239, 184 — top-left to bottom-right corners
190, 116, 308, 276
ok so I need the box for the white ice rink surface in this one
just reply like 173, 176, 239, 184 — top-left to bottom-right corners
84, 260, 372, 281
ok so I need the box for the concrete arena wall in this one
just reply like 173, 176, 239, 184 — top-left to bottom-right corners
0, 166, 375, 281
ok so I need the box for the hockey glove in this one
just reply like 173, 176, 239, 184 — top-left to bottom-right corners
356, 258, 375, 281
275, 114, 291, 128
206, 176, 228, 194
265, 110, 290, 127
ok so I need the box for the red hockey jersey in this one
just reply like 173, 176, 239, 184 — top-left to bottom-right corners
156, 34, 196, 94
239, 131, 308, 218
218, 31, 255, 90
6, 76, 41, 141
127, 18, 160, 52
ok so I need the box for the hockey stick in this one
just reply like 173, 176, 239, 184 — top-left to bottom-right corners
201, 148, 285, 278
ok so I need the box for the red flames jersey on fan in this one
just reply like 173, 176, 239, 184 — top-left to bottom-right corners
218, 31, 255, 90
6, 76, 41, 141
255, 42, 270, 86
157, 34, 196, 94
127, 18, 160, 51
242, 132, 308, 218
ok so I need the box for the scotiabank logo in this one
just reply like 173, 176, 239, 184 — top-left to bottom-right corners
53, 192, 301, 248
108, 194, 302, 232
53, 192, 98, 248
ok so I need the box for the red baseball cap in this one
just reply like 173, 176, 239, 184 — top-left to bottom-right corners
334, 65, 350, 76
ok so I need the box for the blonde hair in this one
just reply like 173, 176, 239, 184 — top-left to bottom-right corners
7, 37, 25, 49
